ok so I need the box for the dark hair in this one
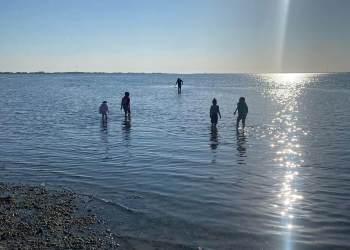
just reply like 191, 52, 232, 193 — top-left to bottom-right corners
239, 97, 245, 102
103, 101, 107, 103
212, 98, 217, 105
125, 92, 130, 96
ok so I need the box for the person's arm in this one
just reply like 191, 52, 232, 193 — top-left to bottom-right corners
234, 106, 238, 115
218, 107, 221, 119
246, 104, 248, 114
120, 100, 123, 110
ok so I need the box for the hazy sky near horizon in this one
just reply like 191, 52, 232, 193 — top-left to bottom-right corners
0, 0, 349, 73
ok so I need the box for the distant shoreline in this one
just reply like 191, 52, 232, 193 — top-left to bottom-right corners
0, 71, 349, 75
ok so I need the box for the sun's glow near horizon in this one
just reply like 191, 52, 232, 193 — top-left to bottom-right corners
269, 73, 308, 85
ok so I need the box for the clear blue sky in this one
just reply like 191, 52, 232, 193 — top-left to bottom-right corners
0, 0, 349, 73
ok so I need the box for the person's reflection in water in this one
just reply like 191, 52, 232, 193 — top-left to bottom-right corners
100, 120, 109, 159
210, 126, 219, 150
122, 116, 131, 143
209, 126, 219, 163
100, 119, 108, 133
236, 130, 247, 164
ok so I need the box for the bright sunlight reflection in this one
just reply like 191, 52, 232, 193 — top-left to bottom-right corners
269, 73, 309, 85
260, 73, 313, 250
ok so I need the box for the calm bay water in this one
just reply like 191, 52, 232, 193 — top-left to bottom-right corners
0, 73, 350, 249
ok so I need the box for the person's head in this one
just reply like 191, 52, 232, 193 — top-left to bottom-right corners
103, 101, 107, 104
212, 98, 217, 105
239, 97, 245, 103
125, 92, 129, 97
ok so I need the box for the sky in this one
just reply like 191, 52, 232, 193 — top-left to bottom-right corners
0, 0, 349, 73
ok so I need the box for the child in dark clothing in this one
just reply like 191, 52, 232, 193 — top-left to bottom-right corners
99, 101, 109, 122
121, 92, 131, 117
234, 97, 248, 130
210, 98, 221, 126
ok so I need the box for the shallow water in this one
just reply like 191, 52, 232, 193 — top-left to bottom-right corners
1, 73, 350, 249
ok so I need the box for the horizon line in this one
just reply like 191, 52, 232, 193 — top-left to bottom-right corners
0, 71, 349, 75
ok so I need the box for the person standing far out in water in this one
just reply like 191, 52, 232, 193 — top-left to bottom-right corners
121, 92, 131, 118
175, 78, 183, 93
210, 98, 221, 127
234, 97, 248, 131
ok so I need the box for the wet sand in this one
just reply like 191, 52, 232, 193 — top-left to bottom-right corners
0, 182, 123, 249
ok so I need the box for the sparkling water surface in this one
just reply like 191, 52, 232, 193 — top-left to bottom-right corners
0, 73, 349, 249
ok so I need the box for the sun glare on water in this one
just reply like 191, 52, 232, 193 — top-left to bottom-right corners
270, 73, 308, 85
259, 71, 313, 250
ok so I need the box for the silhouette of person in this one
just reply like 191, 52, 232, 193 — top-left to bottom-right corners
176, 78, 183, 93
210, 98, 221, 127
234, 97, 248, 131
99, 101, 109, 123
121, 92, 131, 118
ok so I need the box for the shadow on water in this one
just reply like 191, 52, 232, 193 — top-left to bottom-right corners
236, 130, 247, 165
